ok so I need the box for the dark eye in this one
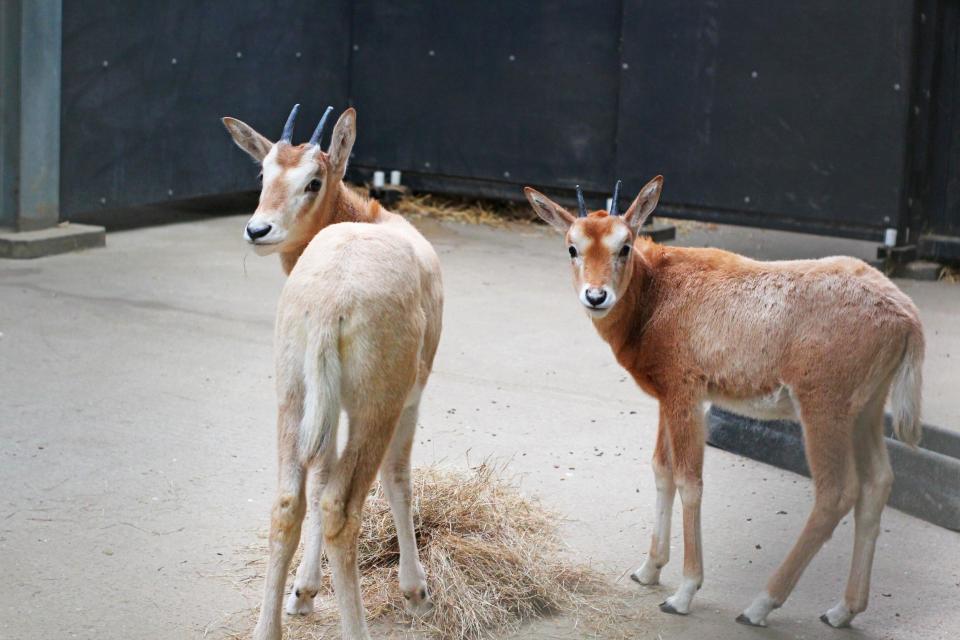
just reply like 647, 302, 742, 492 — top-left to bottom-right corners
256, 171, 263, 184
306, 179, 322, 193
568, 246, 578, 259
619, 244, 631, 258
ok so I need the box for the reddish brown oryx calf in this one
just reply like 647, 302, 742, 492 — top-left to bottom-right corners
524, 177, 924, 628
223, 105, 443, 640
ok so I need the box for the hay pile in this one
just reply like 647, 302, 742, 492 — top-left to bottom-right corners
395, 193, 537, 228
344, 182, 535, 228
231, 464, 622, 640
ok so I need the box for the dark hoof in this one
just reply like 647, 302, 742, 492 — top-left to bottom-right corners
736, 613, 765, 627
820, 613, 850, 629
659, 601, 687, 616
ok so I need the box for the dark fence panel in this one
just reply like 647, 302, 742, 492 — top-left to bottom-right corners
616, 1, 914, 237
917, 0, 960, 261
57, 1, 959, 256
60, 0, 351, 217
348, 0, 622, 194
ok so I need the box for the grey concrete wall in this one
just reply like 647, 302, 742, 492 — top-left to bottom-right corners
0, 0, 61, 231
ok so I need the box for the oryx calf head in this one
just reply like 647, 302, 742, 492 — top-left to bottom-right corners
524, 176, 663, 318
221, 104, 356, 255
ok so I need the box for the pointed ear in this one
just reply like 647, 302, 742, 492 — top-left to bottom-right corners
524, 187, 576, 233
623, 175, 663, 233
221, 117, 272, 162
327, 108, 356, 179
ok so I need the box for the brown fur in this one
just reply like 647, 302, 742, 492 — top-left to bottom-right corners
525, 176, 924, 626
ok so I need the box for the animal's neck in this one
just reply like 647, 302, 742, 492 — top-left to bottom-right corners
593, 245, 659, 356
279, 182, 381, 274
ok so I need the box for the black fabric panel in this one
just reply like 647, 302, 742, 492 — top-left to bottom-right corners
348, 1, 621, 193
60, 0, 351, 216
616, 0, 914, 231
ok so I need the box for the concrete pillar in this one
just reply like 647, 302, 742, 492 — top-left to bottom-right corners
0, 0, 104, 258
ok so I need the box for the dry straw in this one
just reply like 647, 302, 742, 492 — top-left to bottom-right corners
346, 184, 530, 227
395, 193, 537, 228
227, 464, 638, 640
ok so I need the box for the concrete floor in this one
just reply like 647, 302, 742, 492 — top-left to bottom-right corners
1, 214, 958, 640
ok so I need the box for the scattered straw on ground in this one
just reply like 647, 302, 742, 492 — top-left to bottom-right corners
350, 181, 710, 236
395, 193, 537, 228
220, 464, 642, 640
939, 265, 960, 283
346, 182, 535, 228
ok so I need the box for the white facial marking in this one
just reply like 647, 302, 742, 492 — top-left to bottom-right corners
244, 151, 286, 246
601, 223, 629, 252
567, 225, 590, 270
244, 148, 322, 249
285, 154, 319, 188
578, 284, 616, 318
568, 224, 589, 247
258, 147, 285, 190
569, 224, 619, 318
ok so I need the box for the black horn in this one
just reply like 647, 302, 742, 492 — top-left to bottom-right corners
576, 185, 588, 218
280, 103, 300, 143
308, 106, 334, 146
609, 179, 622, 216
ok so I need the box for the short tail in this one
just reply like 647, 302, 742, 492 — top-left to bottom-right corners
298, 323, 341, 462
890, 327, 924, 447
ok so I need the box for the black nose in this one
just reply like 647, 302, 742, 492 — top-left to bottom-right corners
585, 288, 607, 306
246, 222, 272, 240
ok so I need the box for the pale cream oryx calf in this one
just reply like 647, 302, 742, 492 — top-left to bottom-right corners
222, 105, 443, 640
524, 177, 924, 629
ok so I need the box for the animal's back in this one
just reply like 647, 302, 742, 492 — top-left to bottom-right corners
648, 246, 923, 418
658, 247, 921, 352
275, 219, 440, 446
287, 222, 421, 306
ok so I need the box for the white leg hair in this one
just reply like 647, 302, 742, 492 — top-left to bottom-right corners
655, 404, 705, 617
286, 439, 338, 615
380, 403, 431, 613
824, 395, 893, 628
741, 591, 779, 626
632, 456, 675, 585
660, 480, 703, 615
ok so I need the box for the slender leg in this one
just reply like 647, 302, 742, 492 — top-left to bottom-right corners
253, 415, 307, 640
380, 402, 431, 613
739, 407, 859, 627
632, 411, 676, 585
659, 400, 705, 615
286, 441, 338, 615
823, 397, 893, 628
322, 411, 398, 640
